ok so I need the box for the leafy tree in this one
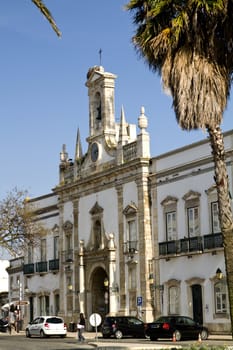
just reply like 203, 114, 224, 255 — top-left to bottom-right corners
0, 188, 46, 257
32, 0, 61, 36
126, 0, 233, 333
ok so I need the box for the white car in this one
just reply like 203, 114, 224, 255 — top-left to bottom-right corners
25, 316, 67, 338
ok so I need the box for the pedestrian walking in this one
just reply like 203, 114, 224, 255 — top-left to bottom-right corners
77, 313, 85, 342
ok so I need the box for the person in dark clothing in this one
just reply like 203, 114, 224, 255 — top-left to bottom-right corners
77, 313, 85, 341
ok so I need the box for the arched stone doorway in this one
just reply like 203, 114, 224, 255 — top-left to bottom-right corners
91, 267, 109, 320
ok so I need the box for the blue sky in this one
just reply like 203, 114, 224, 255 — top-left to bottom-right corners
0, 0, 232, 199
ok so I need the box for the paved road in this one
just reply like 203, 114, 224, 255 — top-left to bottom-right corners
0, 331, 233, 350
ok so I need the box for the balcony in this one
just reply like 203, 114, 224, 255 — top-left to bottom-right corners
159, 233, 223, 257
62, 249, 74, 263
23, 263, 34, 275
36, 261, 48, 273
204, 232, 223, 249
124, 241, 138, 255
49, 259, 59, 271
180, 236, 203, 253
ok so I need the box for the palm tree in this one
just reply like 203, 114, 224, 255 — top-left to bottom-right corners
126, 0, 233, 334
32, 0, 61, 36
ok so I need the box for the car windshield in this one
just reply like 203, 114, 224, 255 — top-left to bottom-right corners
46, 317, 63, 324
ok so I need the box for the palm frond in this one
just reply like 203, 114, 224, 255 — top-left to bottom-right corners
31, 0, 61, 37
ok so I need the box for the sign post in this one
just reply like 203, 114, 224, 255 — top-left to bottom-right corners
137, 296, 143, 319
89, 313, 102, 340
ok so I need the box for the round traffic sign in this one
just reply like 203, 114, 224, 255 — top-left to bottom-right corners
89, 313, 102, 327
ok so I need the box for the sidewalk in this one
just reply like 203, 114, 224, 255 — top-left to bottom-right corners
67, 331, 233, 350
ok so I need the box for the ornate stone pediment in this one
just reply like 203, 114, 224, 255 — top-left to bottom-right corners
89, 202, 103, 215
183, 190, 201, 201
123, 202, 138, 217
161, 196, 178, 206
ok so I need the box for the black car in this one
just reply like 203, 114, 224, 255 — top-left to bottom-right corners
0, 318, 9, 333
146, 316, 208, 341
101, 316, 148, 339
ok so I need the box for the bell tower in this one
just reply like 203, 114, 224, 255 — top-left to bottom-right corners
86, 66, 117, 147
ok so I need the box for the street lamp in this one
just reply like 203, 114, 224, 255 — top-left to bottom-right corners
216, 268, 223, 280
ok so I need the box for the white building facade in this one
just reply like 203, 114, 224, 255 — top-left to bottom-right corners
7, 65, 233, 333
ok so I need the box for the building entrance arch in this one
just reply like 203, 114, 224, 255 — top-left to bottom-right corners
90, 267, 109, 320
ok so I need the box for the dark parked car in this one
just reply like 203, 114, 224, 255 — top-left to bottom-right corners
0, 318, 9, 333
146, 316, 208, 341
101, 316, 148, 339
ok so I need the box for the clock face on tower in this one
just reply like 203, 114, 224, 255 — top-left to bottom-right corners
91, 142, 99, 162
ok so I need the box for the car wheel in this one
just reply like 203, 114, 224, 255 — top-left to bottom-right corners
25, 329, 31, 338
174, 330, 181, 341
200, 329, 208, 340
40, 330, 45, 338
115, 330, 123, 339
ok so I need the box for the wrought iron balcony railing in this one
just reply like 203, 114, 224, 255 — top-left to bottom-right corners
124, 240, 138, 255
49, 259, 59, 271
36, 261, 48, 273
159, 232, 223, 257
23, 263, 35, 275
62, 249, 74, 263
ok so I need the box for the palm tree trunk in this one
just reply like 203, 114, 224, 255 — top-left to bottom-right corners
208, 125, 233, 337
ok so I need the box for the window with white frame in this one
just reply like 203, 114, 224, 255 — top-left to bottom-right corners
168, 285, 180, 314
183, 191, 201, 237
28, 245, 33, 263
215, 281, 227, 313
161, 196, 178, 241
128, 219, 137, 251
54, 236, 59, 259
166, 211, 177, 241
40, 239, 46, 261
211, 201, 220, 233
39, 295, 49, 315
187, 206, 199, 237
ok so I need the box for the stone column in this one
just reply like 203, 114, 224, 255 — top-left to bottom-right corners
58, 202, 65, 317
136, 169, 153, 321
73, 199, 79, 315
108, 233, 118, 314
79, 240, 85, 314
116, 183, 126, 313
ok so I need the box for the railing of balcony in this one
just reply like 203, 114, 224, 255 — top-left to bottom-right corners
124, 241, 138, 254
204, 232, 223, 249
62, 249, 74, 263
23, 263, 34, 275
159, 232, 223, 257
36, 261, 48, 273
49, 259, 59, 271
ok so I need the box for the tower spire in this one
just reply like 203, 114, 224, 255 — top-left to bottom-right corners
118, 105, 128, 144
75, 128, 83, 161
